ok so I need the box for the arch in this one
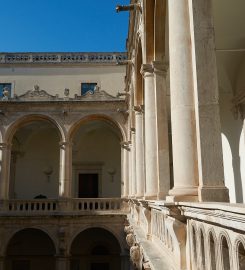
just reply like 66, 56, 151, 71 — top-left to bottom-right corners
70, 227, 123, 270
5, 228, 56, 270
68, 114, 125, 142
4, 226, 58, 255
219, 233, 232, 270
8, 115, 61, 199
234, 237, 245, 270
4, 114, 65, 144
69, 225, 124, 254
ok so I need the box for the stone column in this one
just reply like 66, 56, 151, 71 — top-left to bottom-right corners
131, 129, 137, 197
167, 0, 198, 201
121, 142, 130, 198
189, 0, 229, 202
55, 256, 70, 270
128, 142, 132, 197
59, 141, 72, 198
152, 61, 171, 199
141, 64, 159, 199
134, 106, 145, 198
0, 143, 11, 200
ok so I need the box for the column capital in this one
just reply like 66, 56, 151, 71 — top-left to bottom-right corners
152, 61, 168, 76
0, 142, 12, 150
133, 105, 144, 114
121, 141, 131, 151
59, 141, 73, 148
140, 64, 154, 77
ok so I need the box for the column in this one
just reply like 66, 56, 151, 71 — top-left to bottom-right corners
189, 0, 229, 202
55, 256, 70, 270
167, 0, 198, 201
121, 142, 130, 198
131, 129, 136, 197
59, 141, 72, 198
134, 106, 145, 198
152, 61, 171, 199
141, 64, 159, 199
0, 143, 11, 200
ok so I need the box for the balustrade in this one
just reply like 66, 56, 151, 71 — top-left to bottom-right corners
0, 198, 126, 215
0, 52, 127, 64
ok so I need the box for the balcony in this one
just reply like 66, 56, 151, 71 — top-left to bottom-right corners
0, 198, 129, 216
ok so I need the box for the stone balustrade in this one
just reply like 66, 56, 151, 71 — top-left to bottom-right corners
181, 203, 245, 270
0, 198, 128, 216
0, 52, 127, 64
126, 200, 245, 270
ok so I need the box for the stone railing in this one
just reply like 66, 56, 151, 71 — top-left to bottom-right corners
0, 52, 127, 64
126, 200, 245, 270
181, 203, 245, 270
0, 198, 129, 216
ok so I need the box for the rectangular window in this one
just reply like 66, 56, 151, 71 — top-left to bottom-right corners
81, 83, 97, 95
0, 83, 11, 97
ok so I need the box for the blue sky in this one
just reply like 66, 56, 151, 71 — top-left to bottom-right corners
0, 0, 130, 52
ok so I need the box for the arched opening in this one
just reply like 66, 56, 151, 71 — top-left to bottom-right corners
238, 242, 245, 270
200, 230, 206, 269
71, 119, 122, 198
70, 227, 122, 270
9, 119, 60, 199
221, 236, 231, 270
5, 228, 56, 270
209, 232, 216, 270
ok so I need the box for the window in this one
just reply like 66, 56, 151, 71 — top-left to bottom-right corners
0, 83, 11, 97
81, 83, 97, 95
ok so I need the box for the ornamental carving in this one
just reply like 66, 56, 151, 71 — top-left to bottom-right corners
130, 243, 143, 269
126, 233, 135, 247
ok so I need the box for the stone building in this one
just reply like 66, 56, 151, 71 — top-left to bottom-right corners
0, 0, 245, 270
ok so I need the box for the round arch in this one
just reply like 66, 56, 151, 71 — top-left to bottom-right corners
68, 114, 125, 143
4, 114, 66, 144
69, 225, 124, 254
69, 227, 123, 270
4, 226, 58, 255
5, 228, 56, 270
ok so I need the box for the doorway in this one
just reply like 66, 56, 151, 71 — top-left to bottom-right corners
78, 173, 99, 198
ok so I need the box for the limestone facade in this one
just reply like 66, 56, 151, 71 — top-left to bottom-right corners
0, 0, 245, 270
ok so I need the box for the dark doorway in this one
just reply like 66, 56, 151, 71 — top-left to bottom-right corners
78, 173, 98, 198
91, 263, 110, 270
12, 260, 30, 270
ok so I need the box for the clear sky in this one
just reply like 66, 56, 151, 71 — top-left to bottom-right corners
0, 0, 130, 52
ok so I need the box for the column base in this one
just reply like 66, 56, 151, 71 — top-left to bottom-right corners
198, 186, 229, 202
144, 194, 158, 200
167, 186, 198, 202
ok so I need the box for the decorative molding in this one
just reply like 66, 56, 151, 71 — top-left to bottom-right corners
0, 52, 127, 65
14, 85, 59, 101
140, 64, 154, 77
152, 61, 169, 77
134, 105, 144, 113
